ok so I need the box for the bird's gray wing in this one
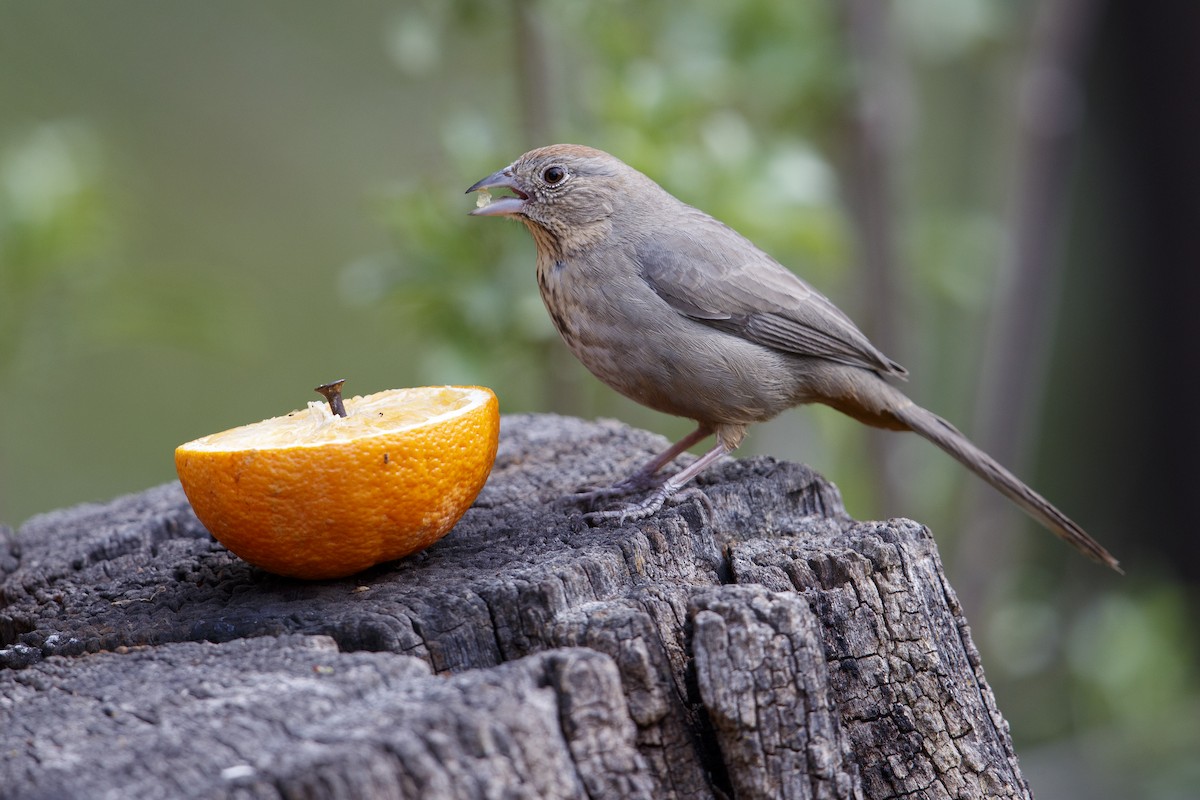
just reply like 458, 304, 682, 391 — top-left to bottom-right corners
635, 217, 907, 378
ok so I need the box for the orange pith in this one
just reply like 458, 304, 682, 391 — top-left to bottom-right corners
174, 386, 499, 579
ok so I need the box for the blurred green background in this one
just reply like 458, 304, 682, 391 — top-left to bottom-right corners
1, 1, 1196, 796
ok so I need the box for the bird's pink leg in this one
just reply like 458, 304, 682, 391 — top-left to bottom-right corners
583, 438, 729, 523
571, 425, 712, 505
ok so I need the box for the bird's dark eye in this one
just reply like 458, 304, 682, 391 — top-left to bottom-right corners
542, 165, 566, 185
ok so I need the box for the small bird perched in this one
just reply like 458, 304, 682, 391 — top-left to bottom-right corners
467, 144, 1119, 571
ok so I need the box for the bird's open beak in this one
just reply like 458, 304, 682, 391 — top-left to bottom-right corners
466, 168, 529, 217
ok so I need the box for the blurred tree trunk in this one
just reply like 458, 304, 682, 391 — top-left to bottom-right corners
953, 0, 1099, 607
837, 0, 911, 517
510, 0, 587, 417
1041, 0, 1200, 585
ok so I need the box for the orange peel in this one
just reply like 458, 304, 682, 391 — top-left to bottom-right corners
175, 386, 499, 579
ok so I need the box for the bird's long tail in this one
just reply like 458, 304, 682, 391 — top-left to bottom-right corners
886, 397, 1121, 572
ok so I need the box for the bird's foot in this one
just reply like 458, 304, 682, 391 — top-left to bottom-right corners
671, 486, 714, 516
582, 483, 710, 525
582, 491, 668, 525
575, 439, 727, 524
564, 471, 666, 510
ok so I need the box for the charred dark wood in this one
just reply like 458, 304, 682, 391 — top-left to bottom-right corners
0, 414, 1031, 799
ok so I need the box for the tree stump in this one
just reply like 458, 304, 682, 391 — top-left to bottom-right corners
0, 414, 1031, 799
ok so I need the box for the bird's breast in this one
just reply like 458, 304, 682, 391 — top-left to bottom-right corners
535, 258, 579, 341
533, 251, 798, 426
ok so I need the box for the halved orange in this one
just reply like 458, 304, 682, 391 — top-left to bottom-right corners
175, 386, 499, 579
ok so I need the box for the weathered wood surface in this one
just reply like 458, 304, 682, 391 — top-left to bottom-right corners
0, 414, 1031, 800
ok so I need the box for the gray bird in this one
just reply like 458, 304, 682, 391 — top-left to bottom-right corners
467, 144, 1119, 571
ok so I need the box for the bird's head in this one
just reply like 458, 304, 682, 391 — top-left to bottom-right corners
467, 144, 633, 255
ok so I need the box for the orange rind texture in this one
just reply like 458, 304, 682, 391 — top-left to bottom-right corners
175, 386, 499, 579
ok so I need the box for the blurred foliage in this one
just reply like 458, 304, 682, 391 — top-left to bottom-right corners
0, 122, 112, 374
985, 571, 1200, 797
0, 2, 1195, 797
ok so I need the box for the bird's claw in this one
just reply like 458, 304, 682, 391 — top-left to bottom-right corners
565, 472, 666, 511
671, 486, 714, 516
581, 484, 711, 525
582, 493, 667, 525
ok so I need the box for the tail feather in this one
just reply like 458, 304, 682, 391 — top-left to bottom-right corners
891, 400, 1121, 573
